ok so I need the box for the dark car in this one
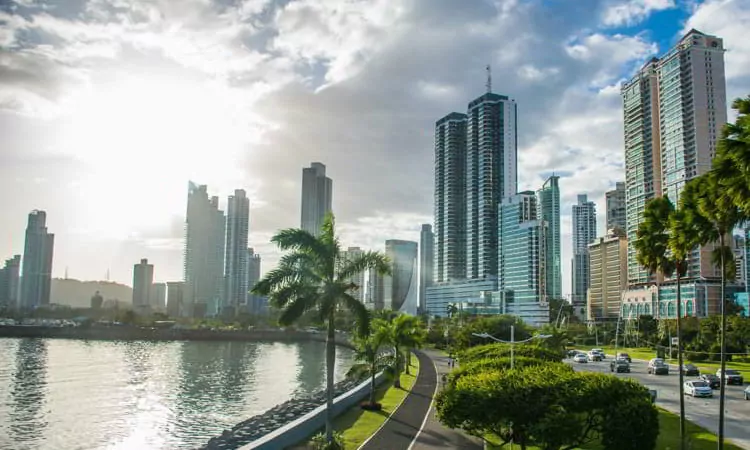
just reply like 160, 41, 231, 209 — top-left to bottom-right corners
616, 352, 632, 363
648, 358, 669, 375
610, 359, 631, 373
717, 369, 744, 385
567, 350, 579, 358
682, 364, 700, 377
700, 374, 721, 389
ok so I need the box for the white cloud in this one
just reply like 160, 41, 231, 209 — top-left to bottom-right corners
565, 32, 657, 87
601, 0, 676, 27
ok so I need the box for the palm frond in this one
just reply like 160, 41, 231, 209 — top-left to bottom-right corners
271, 228, 328, 256
253, 265, 305, 296
340, 292, 370, 338
278, 296, 317, 326
338, 251, 391, 281
268, 281, 318, 309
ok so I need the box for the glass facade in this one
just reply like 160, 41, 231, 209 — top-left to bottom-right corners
537, 176, 561, 299
499, 192, 541, 304
425, 278, 498, 317
383, 240, 419, 315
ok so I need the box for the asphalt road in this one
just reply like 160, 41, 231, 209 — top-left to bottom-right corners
567, 355, 750, 449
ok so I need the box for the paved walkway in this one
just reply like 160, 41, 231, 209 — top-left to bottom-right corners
359, 350, 436, 450
410, 348, 483, 450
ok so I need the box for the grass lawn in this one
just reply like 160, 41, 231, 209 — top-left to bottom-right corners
486, 408, 744, 450
332, 355, 420, 449
600, 346, 750, 373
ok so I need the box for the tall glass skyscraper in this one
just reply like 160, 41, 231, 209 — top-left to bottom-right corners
224, 189, 250, 314
383, 240, 418, 315
434, 112, 467, 283
571, 194, 596, 307
184, 182, 225, 317
20, 210, 54, 309
301, 162, 332, 236
498, 192, 541, 303
537, 175, 561, 300
419, 224, 434, 312
605, 182, 626, 231
466, 93, 517, 280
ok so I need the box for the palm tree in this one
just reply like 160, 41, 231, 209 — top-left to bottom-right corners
680, 173, 744, 450
347, 322, 393, 409
714, 96, 750, 216
377, 314, 425, 387
634, 196, 695, 450
252, 213, 390, 444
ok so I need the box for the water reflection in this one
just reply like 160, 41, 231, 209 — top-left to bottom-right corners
295, 341, 327, 395
10, 338, 48, 449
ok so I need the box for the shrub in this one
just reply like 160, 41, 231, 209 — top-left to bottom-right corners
685, 350, 708, 362
310, 431, 345, 450
360, 401, 382, 411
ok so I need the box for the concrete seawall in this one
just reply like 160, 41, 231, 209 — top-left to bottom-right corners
0, 326, 354, 349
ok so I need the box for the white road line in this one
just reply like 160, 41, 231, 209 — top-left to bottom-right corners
407, 356, 440, 450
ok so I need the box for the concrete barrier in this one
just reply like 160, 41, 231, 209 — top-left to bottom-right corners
239, 372, 387, 450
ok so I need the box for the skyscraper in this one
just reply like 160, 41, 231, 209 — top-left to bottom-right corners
605, 182, 626, 231
383, 240, 418, 315
365, 267, 384, 310
184, 182, 225, 317
419, 224, 434, 312
466, 92, 517, 279
341, 247, 366, 303
150, 282, 167, 311
20, 210, 54, 309
0, 255, 21, 309
246, 248, 266, 315
224, 189, 250, 314
587, 228, 627, 320
571, 194, 597, 308
132, 258, 154, 313
166, 281, 185, 317
301, 162, 333, 236
537, 175, 561, 300
434, 112, 467, 283
498, 192, 542, 303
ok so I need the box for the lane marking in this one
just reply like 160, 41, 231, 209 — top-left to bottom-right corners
407, 353, 440, 450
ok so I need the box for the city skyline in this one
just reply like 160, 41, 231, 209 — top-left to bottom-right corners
1, 1, 749, 301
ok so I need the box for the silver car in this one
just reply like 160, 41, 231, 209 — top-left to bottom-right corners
684, 380, 713, 398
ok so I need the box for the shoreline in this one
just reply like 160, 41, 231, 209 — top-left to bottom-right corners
0, 325, 354, 348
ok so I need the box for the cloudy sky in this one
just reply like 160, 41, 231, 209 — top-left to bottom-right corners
1, 0, 749, 297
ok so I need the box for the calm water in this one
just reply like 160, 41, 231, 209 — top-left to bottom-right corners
0, 338, 354, 450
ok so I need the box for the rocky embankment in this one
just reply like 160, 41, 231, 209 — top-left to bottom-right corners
200, 378, 362, 450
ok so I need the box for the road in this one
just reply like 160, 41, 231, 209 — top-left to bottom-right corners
567, 355, 750, 449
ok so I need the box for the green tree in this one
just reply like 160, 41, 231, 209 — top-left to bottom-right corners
252, 213, 390, 444
713, 95, 750, 216
635, 195, 698, 450
376, 314, 425, 386
347, 319, 393, 409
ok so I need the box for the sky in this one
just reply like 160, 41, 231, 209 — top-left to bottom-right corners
1, 0, 750, 298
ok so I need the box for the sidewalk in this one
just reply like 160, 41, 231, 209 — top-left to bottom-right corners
358, 350, 436, 450
409, 348, 483, 450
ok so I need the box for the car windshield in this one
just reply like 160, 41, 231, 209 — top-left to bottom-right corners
692, 381, 708, 388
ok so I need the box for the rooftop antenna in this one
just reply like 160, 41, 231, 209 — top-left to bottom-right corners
486, 64, 492, 93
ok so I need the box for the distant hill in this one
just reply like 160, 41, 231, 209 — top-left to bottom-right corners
50, 279, 133, 308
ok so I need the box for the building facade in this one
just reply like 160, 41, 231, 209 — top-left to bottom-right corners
466, 93, 517, 280
383, 240, 418, 315
587, 229, 627, 321
150, 282, 167, 312
166, 281, 185, 318
605, 182, 626, 231
224, 189, 250, 315
341, 247, 366, 303
184, 182, 226, 318
20, 210, 54, 309
434, 112, 467, 283
0, 255, 21, 309
425, 277, 498, 318
301, 162, 333, 236
498, 192, 543, 305
132, 259, 154, 314
537, 175, 561, 300
419, 224, 434, 313
365, 267, 384, 310
571, 194, 597, 309
246, 248, 266, 315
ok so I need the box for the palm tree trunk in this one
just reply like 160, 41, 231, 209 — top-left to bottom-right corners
369, 367, 376, 405
405, 349, 410, 375
718, 234, 727, 450
394, 344, 401, 388
325, 311, 336, 443
676, 271, 685, 450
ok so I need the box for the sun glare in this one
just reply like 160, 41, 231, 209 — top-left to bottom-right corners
59, 75, 251, 239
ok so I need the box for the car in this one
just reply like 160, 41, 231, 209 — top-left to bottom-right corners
744, 385, 750, 400
574, 353, 589, 363
588, 351, 602, 362
567, 349, 579, 358
682, 364, 700, 377
684, 380, 713, 398
699, 374, 721, 389
610, 359, 631, 373
616, 352, 632, 363
648, 358, 669, 375
592, 348, 606, 359
716, 369, 744, 385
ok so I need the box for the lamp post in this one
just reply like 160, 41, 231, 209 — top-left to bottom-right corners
472, 326, 553, 369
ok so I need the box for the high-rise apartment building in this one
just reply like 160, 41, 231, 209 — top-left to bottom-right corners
246, 248, 266, 315
498, 192, 542, 303
365, 267, 384, 310
466, 93, 517, 280
184, 182, 226, 317
132, 259, 154, 313
0, 255, 21, 309
224, 189, 250, 315
571, 194, 597, 308
419, 224, 434, 313
587, 228, 627, 320
166, 281, 184, 317
434, 112, 467, 283
150, 282, 167, 311
301, 162, 333, 236
383, 240, 418, 315
20, 210, 54, 309
341, 247, 366, 303
537, 176, 561, 300
605, 182, 626, 231
733, 234, 747, 287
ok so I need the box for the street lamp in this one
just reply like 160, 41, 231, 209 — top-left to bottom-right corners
472, 325, 553, 369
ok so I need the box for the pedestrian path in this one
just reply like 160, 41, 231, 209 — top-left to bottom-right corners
358, 350, 436, 450
409, 348, 483, 450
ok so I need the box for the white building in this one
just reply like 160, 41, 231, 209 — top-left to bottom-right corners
383, 240, 418, 315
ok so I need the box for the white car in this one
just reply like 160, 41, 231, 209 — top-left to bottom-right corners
684, 380, 713, 398
573, 353, 588, 363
